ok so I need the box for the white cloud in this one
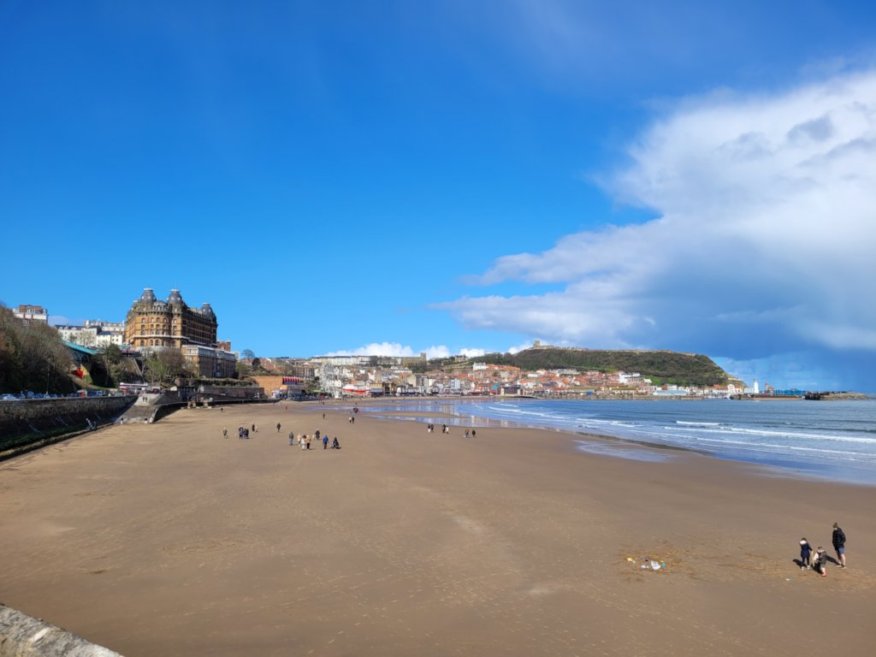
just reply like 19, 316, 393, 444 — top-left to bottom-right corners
507, 341, 538, 355
325, 343, 419, 358
48, 315, 77, 327
326, 343, 487, 360
443, 69, 876, 372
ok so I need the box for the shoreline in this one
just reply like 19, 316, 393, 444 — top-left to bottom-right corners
1, 402, 874, 656
351, 397, 876, 487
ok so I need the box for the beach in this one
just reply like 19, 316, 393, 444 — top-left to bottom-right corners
1, 401, 874, 656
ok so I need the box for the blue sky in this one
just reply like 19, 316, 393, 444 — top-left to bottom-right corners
2, 1, 876, 389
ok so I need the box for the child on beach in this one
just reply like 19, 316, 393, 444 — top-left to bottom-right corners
799, 539, 812, 570
813, 547, 828, 577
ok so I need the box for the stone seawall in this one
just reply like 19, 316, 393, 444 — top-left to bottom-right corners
0, 604, 122, 657
0, 397, 135, 456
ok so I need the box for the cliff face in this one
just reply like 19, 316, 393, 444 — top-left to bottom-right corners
477, 348, 730, 387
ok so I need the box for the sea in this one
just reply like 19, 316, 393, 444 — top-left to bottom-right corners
360, 397, 876, 486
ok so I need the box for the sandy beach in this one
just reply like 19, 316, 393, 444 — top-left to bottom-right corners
1, 401, 874, 656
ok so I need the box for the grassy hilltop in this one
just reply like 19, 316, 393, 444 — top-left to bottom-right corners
429, 347, 731, 388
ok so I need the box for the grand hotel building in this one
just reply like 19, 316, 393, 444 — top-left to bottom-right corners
124, 289, 236, 378
124, 288, 217, 349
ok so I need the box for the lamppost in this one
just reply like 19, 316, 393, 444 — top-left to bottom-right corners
46, 359, 51, 395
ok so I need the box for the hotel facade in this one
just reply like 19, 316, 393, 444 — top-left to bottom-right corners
124, 288, 218, 349
124, 288, 237, 378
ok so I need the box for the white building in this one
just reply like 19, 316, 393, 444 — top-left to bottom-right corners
14, 304, 48, 323
56, 322, 125, 348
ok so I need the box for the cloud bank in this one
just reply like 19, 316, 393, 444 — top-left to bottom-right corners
326, 342, 485, 360
443, 69, 876, 386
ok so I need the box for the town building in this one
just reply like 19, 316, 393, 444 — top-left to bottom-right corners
181, 345, 237, 378
124, 288, 218, 350
13, 304, 48, 323
56, 320, 125, 349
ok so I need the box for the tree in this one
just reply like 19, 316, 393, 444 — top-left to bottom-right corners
241, 349, 255, 360
99, 344, 141, 387
143, 349, 190, 387
236, 361, 252, 380
0, 305, 75, 394
103, 343, 123, 365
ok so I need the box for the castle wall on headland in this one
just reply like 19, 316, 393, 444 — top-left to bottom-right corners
0, 396, 135, 457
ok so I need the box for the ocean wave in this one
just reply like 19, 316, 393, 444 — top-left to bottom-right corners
675, 420, 721, 427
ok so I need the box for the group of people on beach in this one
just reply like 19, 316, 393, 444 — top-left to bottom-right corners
799, 522, 846, 577
288, 428, 341, 450
426, 423, 475, 437
231, 425, 256, 439
220, 422, 340, 450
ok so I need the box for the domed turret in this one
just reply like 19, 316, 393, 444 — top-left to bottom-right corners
167, 289, 184, 305
139, 288, 156, 304
200, 302, 216, 318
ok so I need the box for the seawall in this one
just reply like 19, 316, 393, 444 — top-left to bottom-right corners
0, 396, 135, 457
0, 604, 122, 657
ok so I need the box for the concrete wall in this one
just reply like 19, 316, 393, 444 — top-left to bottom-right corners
0, 604, 122, 657
0, 396, 135, 455
250, 375, 285, 397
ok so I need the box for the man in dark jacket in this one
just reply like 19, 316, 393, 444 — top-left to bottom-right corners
832, 522, 847, 568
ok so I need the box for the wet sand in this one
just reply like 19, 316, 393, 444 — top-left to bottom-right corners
1, 401, 874, 656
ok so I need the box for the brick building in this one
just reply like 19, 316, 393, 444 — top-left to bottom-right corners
124, 288, 218, 349
181, 344, 237, 378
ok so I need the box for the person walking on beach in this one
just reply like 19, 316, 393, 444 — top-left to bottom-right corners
799, 538, 812, 570
223, 427, 228, 439
832, 522, 847, 568
277, 422, 282, 433
323, 434, 329, 449
288, 431, 295, 446
252, 423, 257, 434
